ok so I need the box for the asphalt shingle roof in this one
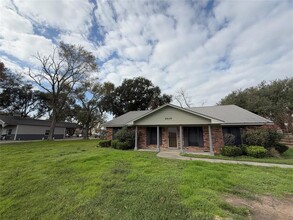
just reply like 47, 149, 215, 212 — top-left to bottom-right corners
0, 115, 78, 128
103, 110, 149, 127
103, 104, 272, 127
189, 105, 271, 125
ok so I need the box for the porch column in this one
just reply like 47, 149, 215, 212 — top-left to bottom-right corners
157, 126, 160, 152
180, 125, 183, 153
14, 125, 19, 141
134, 126, 138, 150
208, 125, 214, 156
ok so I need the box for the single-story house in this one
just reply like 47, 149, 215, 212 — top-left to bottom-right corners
103, 104, 273, 154
0, 115, 78, 140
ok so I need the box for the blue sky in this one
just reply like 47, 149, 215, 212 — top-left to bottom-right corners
0, 0, 292, 106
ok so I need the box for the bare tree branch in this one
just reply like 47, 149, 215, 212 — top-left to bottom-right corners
174, 88, 192, 108
27, 42, 98, 140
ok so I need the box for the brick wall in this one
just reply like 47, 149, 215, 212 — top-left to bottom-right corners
138, 127, 147, 148
212, 125, 224, 153
106, 128, 113, 140
106, 125, 224, 153
138, 127, 169, 149
201, 125, 224, 153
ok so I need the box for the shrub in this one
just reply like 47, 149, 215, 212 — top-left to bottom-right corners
268, 148, 281, 158
111, 140, 119, 149
220, 146, 243, 157
245, 146, 268, 158
239, 144, 248, 155
274, 143, 289, 154
111, 140, 132, 150
242, 127, 282, 149
223, 133, 236, 146
97, 139, 111, 148
114, 127, 135, 148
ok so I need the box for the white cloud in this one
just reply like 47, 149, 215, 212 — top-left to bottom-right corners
0, 7, 33, 34
1, 0, 292, 107
0, 32, 54, 66
13, 0, 94, 34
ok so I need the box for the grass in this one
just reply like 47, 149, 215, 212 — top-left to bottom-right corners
0, 140, 292, 219
182, 148, 293, 165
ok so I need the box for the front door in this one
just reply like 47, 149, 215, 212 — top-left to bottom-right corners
168, 127, 177, 148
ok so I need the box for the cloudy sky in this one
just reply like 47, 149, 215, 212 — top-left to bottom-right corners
1, 0, 292, 106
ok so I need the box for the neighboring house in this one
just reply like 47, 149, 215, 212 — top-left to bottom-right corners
103, 104, 272, 154
0, 115, 78, 140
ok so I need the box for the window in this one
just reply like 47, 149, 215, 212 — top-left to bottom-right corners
147, 127, 162, 145
45, 130, 50, 135
222, 127, 242, 145
7, 129, 12, 135
183, 127, 203, 147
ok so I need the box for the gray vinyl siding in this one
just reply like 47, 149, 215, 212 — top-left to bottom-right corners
134, 106, 211, 126
15, 134, 64, 140
0, 125, 17, 140
17, 125, 65, 135
11, 125, 66, 140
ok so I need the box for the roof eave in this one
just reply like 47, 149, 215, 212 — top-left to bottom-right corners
130, 104, 225, 124
222, 122, 274, 126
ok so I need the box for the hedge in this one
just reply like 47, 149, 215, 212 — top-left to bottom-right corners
97, 139, 111, 148
245, 146, 268, 158
220, 146, 243, 157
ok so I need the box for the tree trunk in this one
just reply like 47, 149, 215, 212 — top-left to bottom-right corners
48, 109, 57, 140
84, 124, 89, 139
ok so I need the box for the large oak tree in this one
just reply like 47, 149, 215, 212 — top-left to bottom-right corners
219, 78, 293, 132
0, 62, 40, 117
28, 42, 97, 140
73, 80, 105, 139
101, 77, 172, 116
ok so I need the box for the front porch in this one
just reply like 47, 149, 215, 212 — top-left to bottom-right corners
134, 125, 224, 155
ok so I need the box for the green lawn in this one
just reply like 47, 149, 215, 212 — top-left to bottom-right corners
182, 148, 293, 165
0, 140, 293, 219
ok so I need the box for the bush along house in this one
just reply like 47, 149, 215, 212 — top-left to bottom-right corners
103, 104, 272, 155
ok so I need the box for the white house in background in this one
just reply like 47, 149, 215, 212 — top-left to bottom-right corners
0, 115, 78, 140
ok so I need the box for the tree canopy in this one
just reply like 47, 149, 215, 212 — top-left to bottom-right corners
0, 62, 41, 117
28, 42, 98, 140
219, 78, 293, 132
73, 80, 105, 139
101, 77, 172, 116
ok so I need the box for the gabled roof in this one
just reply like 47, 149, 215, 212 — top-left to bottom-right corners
0, 115, 78, 128
127, 104, 224, 125
102, 104, 272, 127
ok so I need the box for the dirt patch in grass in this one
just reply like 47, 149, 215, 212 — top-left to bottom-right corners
224, 195, 293, 220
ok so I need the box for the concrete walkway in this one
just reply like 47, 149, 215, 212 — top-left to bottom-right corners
157, 150, 293, 169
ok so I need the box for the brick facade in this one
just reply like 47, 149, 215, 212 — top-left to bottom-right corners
211, 125, 224, 153
141, 125, 224, 153
106, 125, 224, 153
138, 127, 147, 148
106, 128, 113, 140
